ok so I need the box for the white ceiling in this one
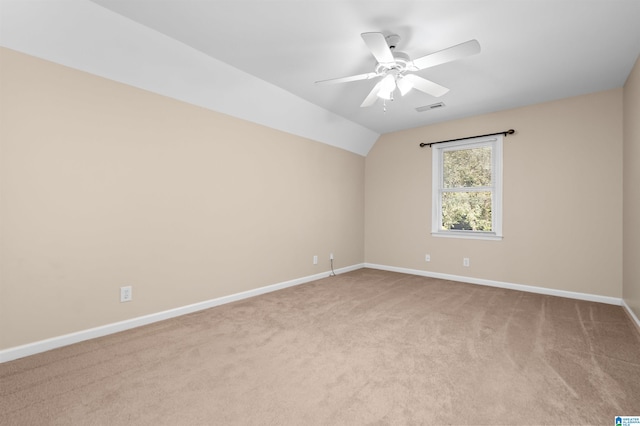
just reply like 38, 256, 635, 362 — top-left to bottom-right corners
2, 1, 639, 155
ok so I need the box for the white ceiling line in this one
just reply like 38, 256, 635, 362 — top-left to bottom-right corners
0, 0, 379, 156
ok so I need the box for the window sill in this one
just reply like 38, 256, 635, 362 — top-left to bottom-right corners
431, 231, 503, 241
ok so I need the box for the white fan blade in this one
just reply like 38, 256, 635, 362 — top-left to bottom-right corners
361, 32, 396, 66
411, 39, 480, 71
360, 80, 384, 107
315, 72, 379, 85
403, 74, 449, 97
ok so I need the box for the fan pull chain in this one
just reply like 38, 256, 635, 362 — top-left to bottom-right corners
382, 92, 394, 113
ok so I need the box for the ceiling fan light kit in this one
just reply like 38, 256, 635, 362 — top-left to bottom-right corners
315, 32, 481, 110
377, 73, 398, 99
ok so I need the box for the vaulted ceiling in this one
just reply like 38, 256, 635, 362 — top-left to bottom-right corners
2, 1, 639, 155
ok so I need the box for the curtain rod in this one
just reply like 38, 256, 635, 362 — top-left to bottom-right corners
419, 129, 515, 148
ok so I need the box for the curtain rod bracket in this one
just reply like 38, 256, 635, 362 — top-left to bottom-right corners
419, 129, 515, 148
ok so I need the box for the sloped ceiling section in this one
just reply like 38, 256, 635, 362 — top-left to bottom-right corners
87, 0, 640, 136
0, 0, 379, 156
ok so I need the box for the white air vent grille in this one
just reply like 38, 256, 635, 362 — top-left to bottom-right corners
416, 102, 445, 112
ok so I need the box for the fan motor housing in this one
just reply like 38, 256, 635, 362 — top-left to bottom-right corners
376, 51, 411, 74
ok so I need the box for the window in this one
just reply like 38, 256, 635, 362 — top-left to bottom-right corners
431, 134, 503, 240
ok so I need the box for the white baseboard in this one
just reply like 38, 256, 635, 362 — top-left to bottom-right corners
622, 299, 640, 333
3, 262, 630, 363
0, 263, 364, 363
365, 263, 623, 306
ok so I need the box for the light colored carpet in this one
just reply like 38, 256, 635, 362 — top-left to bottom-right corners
1, 268, 639, 425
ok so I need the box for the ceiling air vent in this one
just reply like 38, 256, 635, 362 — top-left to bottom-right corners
416, 102, 445, 112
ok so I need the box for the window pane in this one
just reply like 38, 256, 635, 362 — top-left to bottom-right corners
443, 146, 492, 188
441, 191, 492, 231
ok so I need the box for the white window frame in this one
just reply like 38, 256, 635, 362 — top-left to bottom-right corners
431, 134, 503, 240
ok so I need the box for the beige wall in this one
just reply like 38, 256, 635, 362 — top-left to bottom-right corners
0, 48, 365, 350
623, 56, 640, 319
0, 45, 634, 353
365, 89, 623, 298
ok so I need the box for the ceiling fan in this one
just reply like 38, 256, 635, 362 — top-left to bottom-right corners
315, 32, 481, 107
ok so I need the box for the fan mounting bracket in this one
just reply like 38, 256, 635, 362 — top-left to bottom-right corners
386, 34, 401, 50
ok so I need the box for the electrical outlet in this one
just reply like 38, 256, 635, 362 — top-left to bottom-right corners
425, 254, 431, 262
463, 257, 470, 267
330, 253, 334, 260
313, 255, 318, 265
120, 286, 132, 302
